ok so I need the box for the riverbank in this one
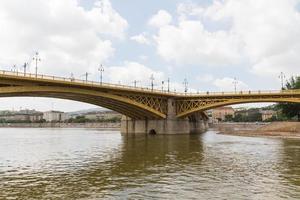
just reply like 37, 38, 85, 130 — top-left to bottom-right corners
212, 122, 300, 139
0, 122, 121, 129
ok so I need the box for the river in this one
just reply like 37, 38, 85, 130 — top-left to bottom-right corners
0, 128, 299, 199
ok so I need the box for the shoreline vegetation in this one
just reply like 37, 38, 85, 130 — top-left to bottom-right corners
212, 122, 300, 139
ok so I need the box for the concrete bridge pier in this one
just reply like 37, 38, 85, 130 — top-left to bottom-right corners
121, 99, 208, 135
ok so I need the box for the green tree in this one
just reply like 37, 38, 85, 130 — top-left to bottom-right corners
233, 113, 247, 122
247, 112, 262, 122
224, 114, 233, 122
277, 76, 300, 121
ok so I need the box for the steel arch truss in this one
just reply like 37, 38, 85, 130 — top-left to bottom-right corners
118, 94, 168, 115
176, 93, 300, 118
0, 86, 168, 119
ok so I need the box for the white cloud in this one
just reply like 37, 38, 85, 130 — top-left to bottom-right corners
155, 20, 242, 66
152, 0, 300, 77
214, 77, 249, 91
105, 61, 197, 93
196, 74, 214, 82
148, 10, 172, 28
177, 2, 204, 19
106, 61, 165, 87
0, 0, 128, 77
89, 0, 128, 38
130, 33, 151, 45
251, 50, 300, 76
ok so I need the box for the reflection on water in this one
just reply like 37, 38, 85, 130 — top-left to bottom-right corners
0, 128, 299, 199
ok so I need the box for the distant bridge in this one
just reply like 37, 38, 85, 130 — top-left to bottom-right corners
0, 70, 299, 134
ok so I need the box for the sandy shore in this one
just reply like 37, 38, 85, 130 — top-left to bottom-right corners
213, 122, 300, 139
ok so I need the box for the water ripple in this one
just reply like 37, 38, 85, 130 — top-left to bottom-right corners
0, 129, 299, 199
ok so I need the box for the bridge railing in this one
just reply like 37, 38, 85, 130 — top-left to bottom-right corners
167, 89, 299, 96
0, 69, 299, 96
0, 69, 170, 93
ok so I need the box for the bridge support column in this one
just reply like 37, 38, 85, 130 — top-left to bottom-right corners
121, 99, 208, 135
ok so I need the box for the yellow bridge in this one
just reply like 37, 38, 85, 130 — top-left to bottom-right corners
0, 70, 299, 134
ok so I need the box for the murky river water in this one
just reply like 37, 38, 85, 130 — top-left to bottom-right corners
0, 128, 299, 199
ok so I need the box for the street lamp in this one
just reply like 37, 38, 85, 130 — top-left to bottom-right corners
23, 62, 28, 75
70, 73, 75, 81
232, 77, 238, 93
150, 74, 154, 91
167, 78, 170, 93
12, 64, 16, 72
98, 64, 104, 84
132, 80, 141, 88
278, 72, 286, 90
183, 78, 188, 94
32, 52, 41, 78
81, 72, 90, 82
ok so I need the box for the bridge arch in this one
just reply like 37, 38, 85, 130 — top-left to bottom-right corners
176, 98, 300, 118
0, 86, 167, 119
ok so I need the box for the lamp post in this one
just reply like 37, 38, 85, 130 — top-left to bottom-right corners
81, 72, 90, 82
232, 77, 238, 93
183, 78, 188, 94
150, 74, 154, 91
278, 72, 286, 90
132, 80, 141, 88
70, 73, 75, 81
167, 78, 170, 93
98, 64, 104, 84
161, 81, 164, 91
23, 62, 28, 75
12, 64, 16, 72
32, 52, 41, 78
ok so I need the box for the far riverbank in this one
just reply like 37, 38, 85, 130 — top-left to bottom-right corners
0, 122, 121, 129
211, 122, 300, 139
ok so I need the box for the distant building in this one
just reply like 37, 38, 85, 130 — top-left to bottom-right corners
84, 111, 121, 120
260, 110, 276, 121
235, 108, 258, 117
0, 109, 43, 122
0, 113, 29, 122
212, 107, 235, 122
43, 111, 68, 122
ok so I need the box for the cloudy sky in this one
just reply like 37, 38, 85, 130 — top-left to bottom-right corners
0, 0, 299, 111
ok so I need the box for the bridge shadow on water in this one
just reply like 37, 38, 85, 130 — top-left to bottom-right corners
76, 134, 205, 199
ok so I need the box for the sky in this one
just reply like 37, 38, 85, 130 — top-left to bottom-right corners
0, 0, 299, 112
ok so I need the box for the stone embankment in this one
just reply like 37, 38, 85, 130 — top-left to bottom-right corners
0, 122, 121, 129
212, 122, 300, 139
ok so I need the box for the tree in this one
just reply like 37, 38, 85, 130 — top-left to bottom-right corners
277, 76, 300, 121
224, 114, 233, 122
247, 112, 262, 122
